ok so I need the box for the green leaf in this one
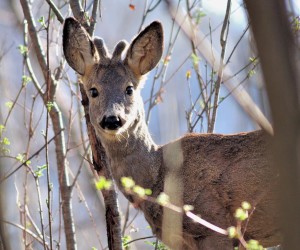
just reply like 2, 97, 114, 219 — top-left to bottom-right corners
121, 177, 135, 189
22, 75, 32, 86
15, 153, 31, 166
234, 207, 248, 221
145, 240, 169, 250
218, 96, 225, 104
2, 137, 10, 145
46, 102, 54, 112
191, 53, 200, 67
95, 176, 112, 190
241, 201, 251, 211
227, 226, 237, 239
248, 69, 256, 78
157, 192, 170, 206
246, 239, 264, 250
38, 16, 46, 28
38, 164, 47, 170
249, 57, 258, 64
25, 222, 32, 229
186, 70, 191, 79
84, 12, 90, 26
144, 188, 152, 196
18, 45, 28, 55
183, 204, 194, 212
193, 9, 206, 25
292, 16, 300, 32
133, 185, 146, 197
34, 164, 47, 178
0, 147, 10, 154
16, 153, 25, 163
0, 124, 5, 134
5, 101, 13, 109
122, 235, 131, 248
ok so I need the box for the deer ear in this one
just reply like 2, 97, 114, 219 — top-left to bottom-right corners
63, 17, 99, 75
125, 21, 163, 77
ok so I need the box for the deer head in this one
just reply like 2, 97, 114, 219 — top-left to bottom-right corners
63, 18, 163, 141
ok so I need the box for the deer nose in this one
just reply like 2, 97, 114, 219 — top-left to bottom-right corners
100, 116, 123, 130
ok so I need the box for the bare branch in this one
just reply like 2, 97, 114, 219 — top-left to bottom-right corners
45, 0, 64, 23
70, 0, 84, 20
0, 129, 63, 183
20, 0, 48, 81
165, 0, 273, 134
89, 0, 100, 36
67, 1, 123, 248
208, 0, 231, 133
1, 219, 49, 249
79, 85, 123, 250
69, 0, 89, 29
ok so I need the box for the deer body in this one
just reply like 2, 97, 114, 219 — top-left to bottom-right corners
63, 18, 280, 249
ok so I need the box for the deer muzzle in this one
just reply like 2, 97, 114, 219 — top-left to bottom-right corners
100, 115, 123, 130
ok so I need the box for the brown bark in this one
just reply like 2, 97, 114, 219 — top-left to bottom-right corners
20, 1, 77, 249
69, 1, 123, 249
79, 68, 123, 250
245, 1, 300, 248
0, 180, 9, 250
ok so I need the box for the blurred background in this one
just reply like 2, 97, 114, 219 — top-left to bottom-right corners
0, 0, 299, 249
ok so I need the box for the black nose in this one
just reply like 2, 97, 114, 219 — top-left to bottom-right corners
100, 116, 123, 130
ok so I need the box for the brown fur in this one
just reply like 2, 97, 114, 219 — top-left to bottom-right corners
63, 17, 280, 249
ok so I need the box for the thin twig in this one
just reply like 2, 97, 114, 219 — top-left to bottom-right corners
225, 23, 250, 66
185, 0, 209, 123
89, 0, 100, 36
165, 0, 273, 134
123, 236, 156, 247
122, 201, 130, 236
45, 0, 64, 23
0, 129, 63, 183
69, 160, 105, 249
20, 0, 48, 81
45, 8, 53, 250
24, 205, 43, 242
186, 211, 227, 235
34, 175, 47, 250
1, 219, 50, 249
208, 0, 231, 133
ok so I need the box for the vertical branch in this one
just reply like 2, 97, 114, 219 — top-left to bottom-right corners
245, 1, 300, 249
20, 0, 48, 81
49, 104, 77, 250
207, 0, 231, 133
0, 168, 9, 250
20, 1, 77, 249
45, 7, 53, 250
34, 176, 47, 250
89, 0, 100, 36
68, 1, 123, 249
79, 86, 123, 250
185, 0, 209, 124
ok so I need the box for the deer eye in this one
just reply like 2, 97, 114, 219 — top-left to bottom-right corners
89, 88, 99, 98
126, 86, 134, 96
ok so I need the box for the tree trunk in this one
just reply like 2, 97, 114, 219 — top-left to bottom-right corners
245, 1, 300, 248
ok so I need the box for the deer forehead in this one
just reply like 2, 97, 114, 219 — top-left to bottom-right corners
83, 62, 135, 89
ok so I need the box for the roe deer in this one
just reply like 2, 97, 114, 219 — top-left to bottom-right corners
63, 17, 280, 249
